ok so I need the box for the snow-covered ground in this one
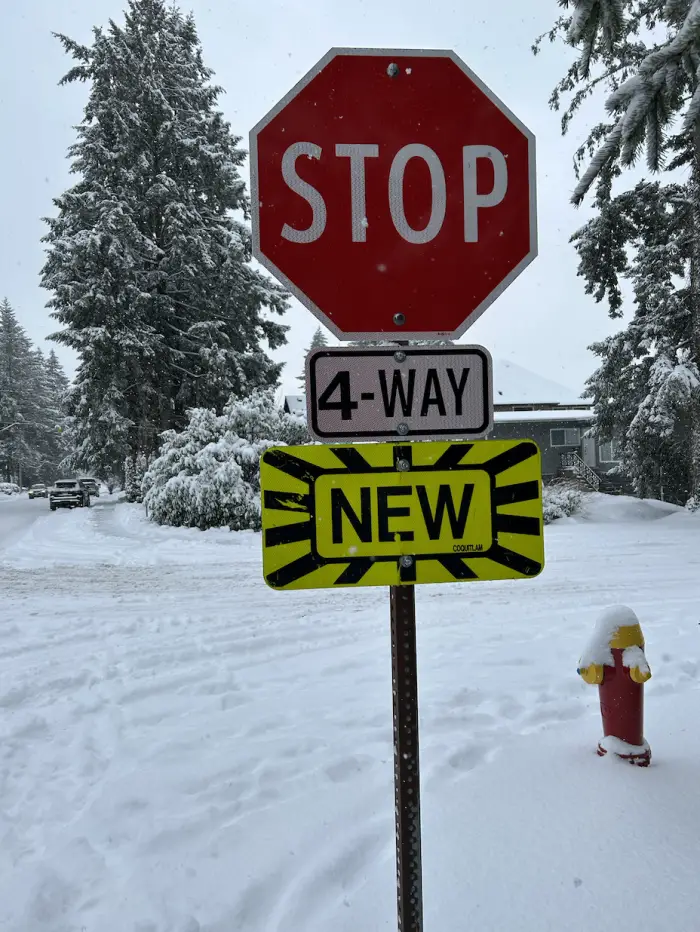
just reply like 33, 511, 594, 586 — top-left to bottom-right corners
1, 494, 700, 931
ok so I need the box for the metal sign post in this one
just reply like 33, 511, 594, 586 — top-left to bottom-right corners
389, 369, 423, 931
390, 582, 422, 931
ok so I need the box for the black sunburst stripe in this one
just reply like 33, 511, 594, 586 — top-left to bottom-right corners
437, 556, 479, 579
493, 513, 541, 536
432, 444, 473, 470
263, 449, 324, 484
399, 557, 417, 583
492, 480, 540, 507
482, 442, 538, 477
265, 521, 313, 548
266, 552, 324, 588
263, 490, 311, 513
335, 559, 374, 584
487, 544, 542, 577
331, 447, 373, 471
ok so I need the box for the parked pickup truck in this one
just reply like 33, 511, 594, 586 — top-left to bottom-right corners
49, 479, 91, 511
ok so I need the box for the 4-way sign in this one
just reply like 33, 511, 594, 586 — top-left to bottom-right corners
250, 47, 537, 339
306, 345, 493, 441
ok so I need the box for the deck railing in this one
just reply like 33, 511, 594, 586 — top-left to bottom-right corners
560, 451, 601, 491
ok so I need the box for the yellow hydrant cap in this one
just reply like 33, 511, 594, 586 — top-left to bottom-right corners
578, 606, 651, 685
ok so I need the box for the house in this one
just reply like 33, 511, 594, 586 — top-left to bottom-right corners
284, 358, 626, 492
283, 394, 306, 418
486, 360, 625, 492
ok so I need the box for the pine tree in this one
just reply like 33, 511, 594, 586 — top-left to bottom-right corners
0, 300, 37, 484
535, 0, 700, 503
124, 456, 137, 502
25, 349, 54, 481
0, 301, 72, 485
42, 0, 288, 481
42, 350, 71, 481
297, 326, 329, 386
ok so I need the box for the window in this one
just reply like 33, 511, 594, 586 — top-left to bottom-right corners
598, 441, 620, 463
550, 428, 581, 447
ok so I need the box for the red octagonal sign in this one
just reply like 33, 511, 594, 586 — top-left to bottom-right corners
250, 48, 537, 340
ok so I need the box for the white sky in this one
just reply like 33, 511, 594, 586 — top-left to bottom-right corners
1, 0, 626, 398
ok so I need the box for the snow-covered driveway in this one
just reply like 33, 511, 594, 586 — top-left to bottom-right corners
1, 497, 700, 931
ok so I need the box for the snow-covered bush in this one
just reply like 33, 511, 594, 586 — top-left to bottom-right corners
142, 390, 308, 530
543, 483, 584, 524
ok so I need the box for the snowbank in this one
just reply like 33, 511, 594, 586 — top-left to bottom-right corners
571, 493, 684, 524
543, 488, 685, 527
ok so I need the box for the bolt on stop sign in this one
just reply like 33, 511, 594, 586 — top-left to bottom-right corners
250, 48, 537, 339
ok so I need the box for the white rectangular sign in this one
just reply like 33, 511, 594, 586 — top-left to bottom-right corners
306, 346, 493, 442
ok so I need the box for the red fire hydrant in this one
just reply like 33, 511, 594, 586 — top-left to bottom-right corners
578, 605, 652, 766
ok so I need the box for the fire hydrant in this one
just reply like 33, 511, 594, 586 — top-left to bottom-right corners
577, 605, 652, 766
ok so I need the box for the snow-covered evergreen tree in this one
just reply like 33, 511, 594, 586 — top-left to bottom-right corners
124, 456, 137, 502
297, 327, 329, 386
0, 300, 72, 485
43, 350, 71, 478
142, 389, 308, 530
42, 0, 288, 481
0, 299, 34, 483
535, 0, 700, 502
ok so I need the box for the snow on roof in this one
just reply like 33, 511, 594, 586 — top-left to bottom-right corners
491, 359, 583, 406
284, 395, 306, 416
493, 408, 594, 423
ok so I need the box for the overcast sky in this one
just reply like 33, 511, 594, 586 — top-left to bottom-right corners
1, 0, 625, 398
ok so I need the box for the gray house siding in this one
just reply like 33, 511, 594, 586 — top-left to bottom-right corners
489, 418, 594, 479
282, 392, 626, 485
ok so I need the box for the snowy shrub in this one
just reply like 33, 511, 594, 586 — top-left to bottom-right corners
686, 495, 700, 514
542, 483, 584, 524
142, 390, 308, 531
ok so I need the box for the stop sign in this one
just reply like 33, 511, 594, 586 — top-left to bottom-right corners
250, 48, 537, 339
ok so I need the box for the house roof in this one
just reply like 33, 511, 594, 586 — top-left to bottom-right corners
284, 394, 306, 416
493, 408, 594, 423
491, 359, 583, 406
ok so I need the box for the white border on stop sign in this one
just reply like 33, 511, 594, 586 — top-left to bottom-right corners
249, 47, 538, 342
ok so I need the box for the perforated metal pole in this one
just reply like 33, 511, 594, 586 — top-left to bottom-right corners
390, 582, 423, 931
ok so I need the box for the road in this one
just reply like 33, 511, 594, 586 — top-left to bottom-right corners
0, 495, 49, 552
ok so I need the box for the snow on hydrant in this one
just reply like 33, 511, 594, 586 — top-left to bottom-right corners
577, 605, 652, 767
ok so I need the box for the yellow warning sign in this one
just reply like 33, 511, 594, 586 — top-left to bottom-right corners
260, 439, 544, 590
